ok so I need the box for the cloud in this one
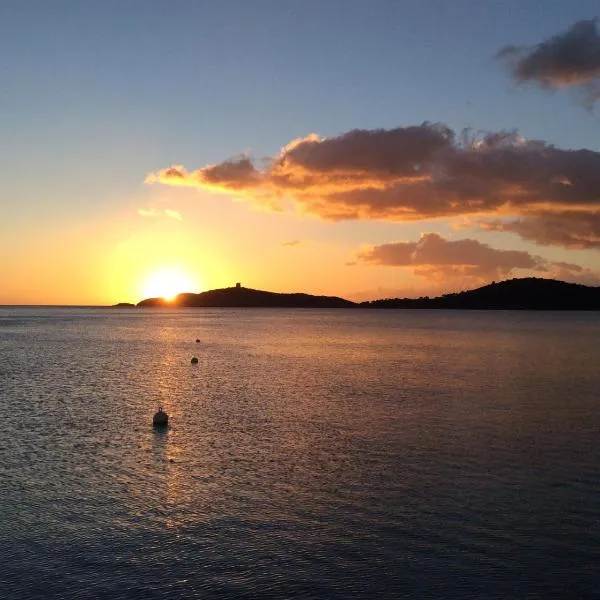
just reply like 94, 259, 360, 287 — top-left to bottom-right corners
138, 208, 159, 217
147, 123, 600, 248
164, 209, 183, 220
357, 233, 542, 279
281, 239, 300, 247
497, 19, 600, 106
481, 210, 600, 249
355, 232, 590, 283
137, 207, 183, 220
146, 158, 261, 192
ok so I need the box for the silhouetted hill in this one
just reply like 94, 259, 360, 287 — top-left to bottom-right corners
133, 279, 600, 310
137, 286, 355, 308
360, 278, 600, 310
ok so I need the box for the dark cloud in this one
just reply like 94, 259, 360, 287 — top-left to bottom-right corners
147, 123, 600, 249
481, 211, 600, 249
147, 157, 261, 191
271, 125, 453, 187
281, 239, 300, 247
356, 232, 597, 286
356, 233, 546, 280
497, 19, 600, 106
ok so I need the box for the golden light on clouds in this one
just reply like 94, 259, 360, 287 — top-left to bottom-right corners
146, 124, 600, 250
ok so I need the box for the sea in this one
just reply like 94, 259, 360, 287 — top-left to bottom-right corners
1, 307, 600, 599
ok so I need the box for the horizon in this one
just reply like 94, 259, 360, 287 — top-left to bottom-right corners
2, 2, 600, 304
2, 275, 597, 308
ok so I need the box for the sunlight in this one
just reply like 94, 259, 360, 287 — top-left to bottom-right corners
142, 268, 199, 300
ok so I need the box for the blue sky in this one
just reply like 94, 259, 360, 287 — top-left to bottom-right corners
1, 1, 599, 303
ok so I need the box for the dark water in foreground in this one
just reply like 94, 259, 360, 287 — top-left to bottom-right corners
1, 307, 599, 599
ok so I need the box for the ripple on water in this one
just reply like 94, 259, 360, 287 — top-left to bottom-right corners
1, 308, 600, 598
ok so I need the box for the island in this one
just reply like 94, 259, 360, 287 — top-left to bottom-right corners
362, 278, 600, 310
129, 278, 600, 311
137, 284, 354, 308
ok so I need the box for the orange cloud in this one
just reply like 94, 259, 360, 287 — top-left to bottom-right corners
146, 158, 262, 193
147, 123, 600, 248
481, 210, 600, 249
356, 232, 594, 284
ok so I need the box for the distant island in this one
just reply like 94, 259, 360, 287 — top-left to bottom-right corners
137, 284, 354, 308
128, 278, 600, 311
361, 278, 600, 310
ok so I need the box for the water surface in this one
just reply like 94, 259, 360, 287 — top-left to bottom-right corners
1, 308, 599, 598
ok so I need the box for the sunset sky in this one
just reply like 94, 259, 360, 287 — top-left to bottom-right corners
2, 0, 600, 305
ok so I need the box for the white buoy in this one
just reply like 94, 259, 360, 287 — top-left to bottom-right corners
191, 356, 199, 364
153, 406, 168, 427
195, 339, 200, 343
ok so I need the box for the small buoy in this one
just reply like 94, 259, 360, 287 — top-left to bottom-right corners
195, 339, 200, 343
191, 356, 199, 364
153, 406, 168, 427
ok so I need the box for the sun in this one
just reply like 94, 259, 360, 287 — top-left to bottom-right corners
142, 268, 199, 301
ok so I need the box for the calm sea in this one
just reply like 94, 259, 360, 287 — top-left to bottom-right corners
1, 307, 599, 599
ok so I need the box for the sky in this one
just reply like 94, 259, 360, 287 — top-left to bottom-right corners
1, 0, 600, 304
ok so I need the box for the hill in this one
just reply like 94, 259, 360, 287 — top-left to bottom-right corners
137, 285, 355, 308
133, 279, 600, 310
361, 278, 600, 310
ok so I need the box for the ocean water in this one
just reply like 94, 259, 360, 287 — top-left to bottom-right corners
1, 307, 600, 599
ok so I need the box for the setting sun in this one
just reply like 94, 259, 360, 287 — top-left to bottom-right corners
142, 268, 199, 300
